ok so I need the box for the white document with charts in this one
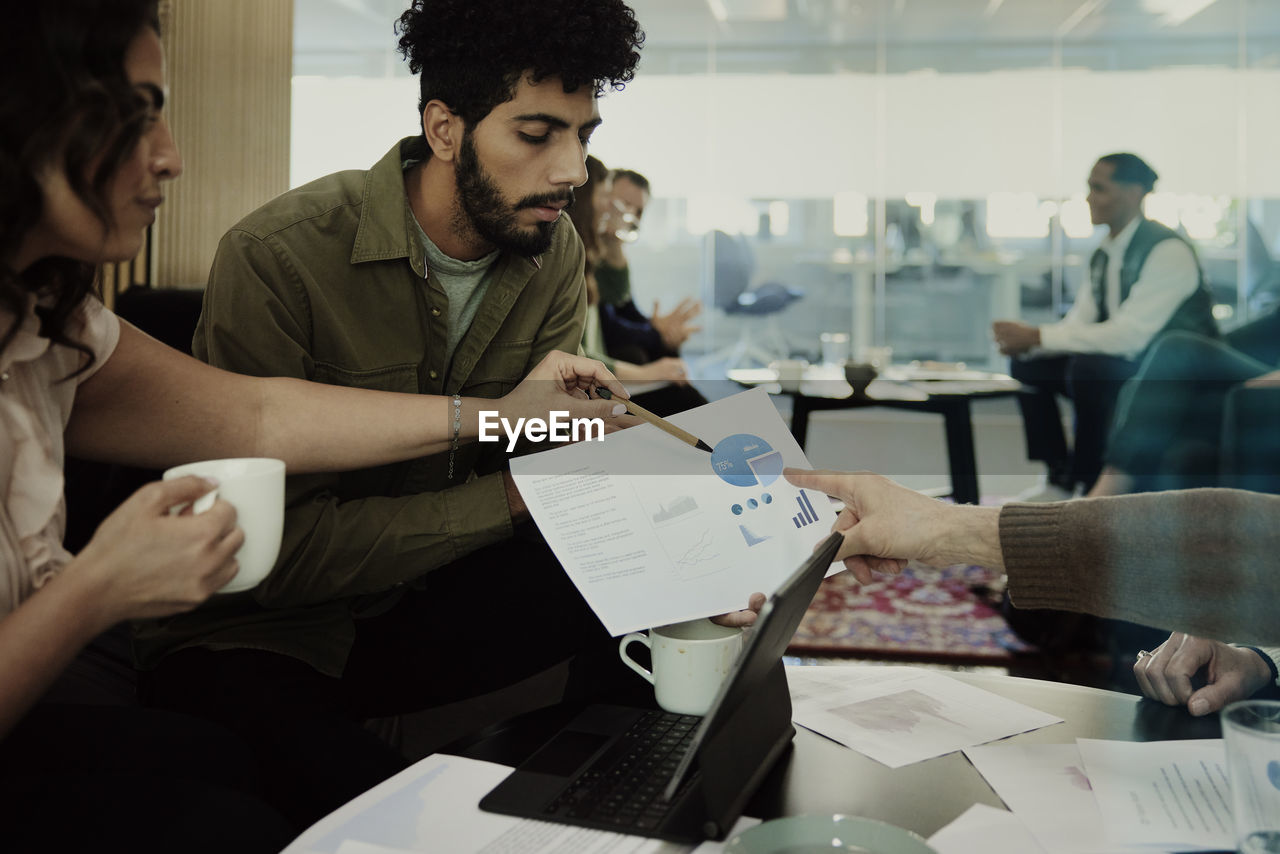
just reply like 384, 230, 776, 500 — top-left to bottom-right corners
509, 388, 838, 636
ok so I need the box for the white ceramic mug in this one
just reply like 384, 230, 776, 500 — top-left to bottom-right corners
769, 358, 809, 393
162, 457, 285, 593
618, 619, 745, 716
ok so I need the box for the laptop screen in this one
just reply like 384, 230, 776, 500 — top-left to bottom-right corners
663, 531, 844, 800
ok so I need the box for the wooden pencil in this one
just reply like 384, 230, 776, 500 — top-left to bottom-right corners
596, 387, 713, 453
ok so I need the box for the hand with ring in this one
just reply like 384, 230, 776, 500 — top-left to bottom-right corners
1133, 632, 1273, 716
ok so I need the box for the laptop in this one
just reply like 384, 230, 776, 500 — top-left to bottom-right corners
479, 531, 844, 843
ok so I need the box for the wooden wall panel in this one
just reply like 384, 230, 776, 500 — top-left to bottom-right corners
154, 0, 293, 289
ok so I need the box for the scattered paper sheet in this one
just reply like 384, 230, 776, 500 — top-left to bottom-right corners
1076, 738, 1233, 851
786, 665, 1062, 768
285, 753, 757, 854
963, 741, 1199, 854
927, 803, 1047, 854
511, 389, 838, 635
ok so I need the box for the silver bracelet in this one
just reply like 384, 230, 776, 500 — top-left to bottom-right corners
447, 394, 462, 481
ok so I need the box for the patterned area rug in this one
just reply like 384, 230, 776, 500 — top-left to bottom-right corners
787, 563, 1034, 663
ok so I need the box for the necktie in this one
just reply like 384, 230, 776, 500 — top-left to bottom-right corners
1090, 247, 1109, 323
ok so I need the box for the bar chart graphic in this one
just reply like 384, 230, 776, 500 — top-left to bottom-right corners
791, 489, 818, 528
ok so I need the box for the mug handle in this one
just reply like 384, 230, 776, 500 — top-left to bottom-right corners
169, 487, 219, 517
191, 488, 219, 515
618, 632, 654, 685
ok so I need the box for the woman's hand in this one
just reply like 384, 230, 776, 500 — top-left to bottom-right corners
651, 298, 703, 352
68, 476, 244, 623
630, 357, 691, 386
497, 350, 633, 431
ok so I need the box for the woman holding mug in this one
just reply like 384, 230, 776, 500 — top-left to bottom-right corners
0, 2, 628, 848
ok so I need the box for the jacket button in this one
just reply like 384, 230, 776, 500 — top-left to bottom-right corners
431, 308, 441, 317
429, 370, 439, 380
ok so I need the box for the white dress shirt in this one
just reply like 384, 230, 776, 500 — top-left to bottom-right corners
1037, 216, 1201, 359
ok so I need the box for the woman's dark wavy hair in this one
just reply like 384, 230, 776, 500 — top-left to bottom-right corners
571, 155, 610, 269
395, 0, 644, 151
0, 0, 161, 368
570, 155, 609, 306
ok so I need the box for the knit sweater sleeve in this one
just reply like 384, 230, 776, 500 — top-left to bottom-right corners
1000, 489, 1280, 646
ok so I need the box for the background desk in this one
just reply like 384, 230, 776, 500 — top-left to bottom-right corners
453, 669, 1219, 841
729, 367, 1021, 504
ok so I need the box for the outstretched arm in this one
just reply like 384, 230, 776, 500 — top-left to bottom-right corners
783, 469, 1280, 646
65, 322, 628, 473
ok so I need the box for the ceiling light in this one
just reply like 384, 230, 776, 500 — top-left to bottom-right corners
1057, 0, 1109, 38
1140, 0, 1219, 27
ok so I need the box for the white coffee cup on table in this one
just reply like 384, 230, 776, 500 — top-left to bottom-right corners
769, 358, 809, 393
162, 457, 285, 593
618, 619, 745, 716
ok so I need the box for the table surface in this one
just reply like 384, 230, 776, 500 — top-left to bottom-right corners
746, 670, 1221, 838
456, 669, 1221, 841
726, 364, 1021, 402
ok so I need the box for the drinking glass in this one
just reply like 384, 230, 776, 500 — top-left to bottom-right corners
1221, 699, 1280, 854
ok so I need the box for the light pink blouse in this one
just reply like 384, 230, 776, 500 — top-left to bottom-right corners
0, 296, 120, 617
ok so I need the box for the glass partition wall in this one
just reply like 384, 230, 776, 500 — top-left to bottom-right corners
293, 0, 1280, 372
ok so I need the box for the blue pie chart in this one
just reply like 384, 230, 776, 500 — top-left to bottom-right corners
711, 433, 784, 487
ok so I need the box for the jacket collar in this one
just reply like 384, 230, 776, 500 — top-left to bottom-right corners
350, 137, 545, 275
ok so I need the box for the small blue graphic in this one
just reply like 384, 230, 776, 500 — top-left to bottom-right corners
791, 489, 819, 528
739, 524, 770, 547
731, 504, 743, 515
711, 434, 782, 487
762, 493, 773, 504
1269, 759, 1280, 790
747, 498, 758, 510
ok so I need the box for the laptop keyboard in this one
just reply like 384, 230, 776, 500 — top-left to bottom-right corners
542, 710, 700, 832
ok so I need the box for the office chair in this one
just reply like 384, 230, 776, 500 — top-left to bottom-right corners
700, 230, 803, 369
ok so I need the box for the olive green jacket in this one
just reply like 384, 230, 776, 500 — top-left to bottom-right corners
134, 138, 586, 675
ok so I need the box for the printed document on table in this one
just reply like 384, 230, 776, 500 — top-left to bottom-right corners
927, 803, 1047, 854
963, 741, 1198, 854
785, 665, 1061, 768
1076, 738, 1232, 851
284, 752, 757, 854
510, 388, 838, 636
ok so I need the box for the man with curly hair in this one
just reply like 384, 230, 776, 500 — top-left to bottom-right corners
136, 0, 656, 827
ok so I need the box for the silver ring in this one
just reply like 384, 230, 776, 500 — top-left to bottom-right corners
1136, 649, 1151, 661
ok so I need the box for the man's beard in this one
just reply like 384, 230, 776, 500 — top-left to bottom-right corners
453, 132, 574, 257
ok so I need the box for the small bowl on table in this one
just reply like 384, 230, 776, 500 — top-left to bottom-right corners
843, 361, 878, 397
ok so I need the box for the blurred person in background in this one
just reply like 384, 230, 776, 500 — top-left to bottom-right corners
595, 167, 704, 369
572, 155, 706, 415
993, 153, 1217, 501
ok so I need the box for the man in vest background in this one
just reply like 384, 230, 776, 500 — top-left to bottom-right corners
993, 152, 1217, 501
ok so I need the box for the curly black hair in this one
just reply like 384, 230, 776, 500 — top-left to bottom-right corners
0, 0, 161, 368
395, 0, 644, 151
